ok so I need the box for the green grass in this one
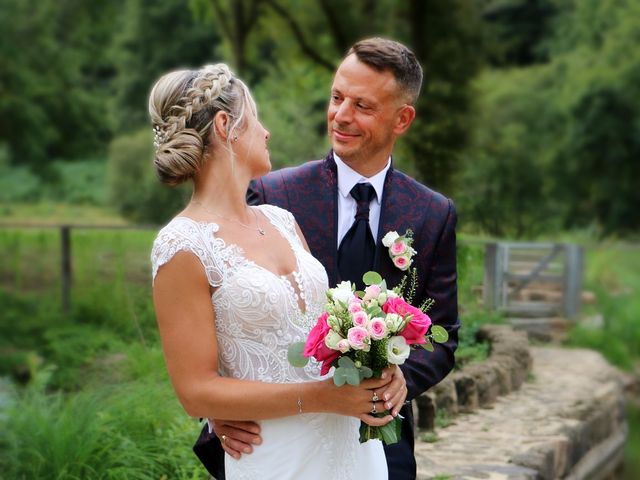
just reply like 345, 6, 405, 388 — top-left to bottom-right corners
0, 202, 130, 226
0, 377, 208, 479
565, 246, 640, 370
624, 403, 640, 480
454, 241, 502, 368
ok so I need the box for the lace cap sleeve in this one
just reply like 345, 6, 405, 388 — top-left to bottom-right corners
150, 218, 224, 287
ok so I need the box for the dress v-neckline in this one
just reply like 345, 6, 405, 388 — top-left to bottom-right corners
176, 209, 308, 314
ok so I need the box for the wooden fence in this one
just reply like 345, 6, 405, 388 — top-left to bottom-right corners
0, 223, 157, 314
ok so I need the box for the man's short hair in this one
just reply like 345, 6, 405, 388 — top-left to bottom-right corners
347, 37, 423, 105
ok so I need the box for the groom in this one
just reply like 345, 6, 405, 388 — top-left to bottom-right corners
196, 37, 460, 479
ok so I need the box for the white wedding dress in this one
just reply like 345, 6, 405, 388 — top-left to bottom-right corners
151, 204, 386, 480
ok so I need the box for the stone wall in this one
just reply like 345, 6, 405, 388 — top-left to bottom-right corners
414, 325, 631, 480
416, 325, 532, 429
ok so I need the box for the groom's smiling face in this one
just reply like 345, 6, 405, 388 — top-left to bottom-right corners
328, 54, 413, 175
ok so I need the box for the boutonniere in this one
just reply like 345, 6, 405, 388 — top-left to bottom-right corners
381, 229, 416, 271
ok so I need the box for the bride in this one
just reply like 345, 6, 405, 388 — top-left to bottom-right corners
149, 64, 406, 479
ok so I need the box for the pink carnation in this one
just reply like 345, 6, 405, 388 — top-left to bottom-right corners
382, 297, 432, 345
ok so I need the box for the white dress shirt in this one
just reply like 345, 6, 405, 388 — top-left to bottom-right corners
334, 154, 391, 247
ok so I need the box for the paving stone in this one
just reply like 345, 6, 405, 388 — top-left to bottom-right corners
415, 347, 628, 479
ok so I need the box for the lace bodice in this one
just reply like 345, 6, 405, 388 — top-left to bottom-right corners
150, 204, 329, 383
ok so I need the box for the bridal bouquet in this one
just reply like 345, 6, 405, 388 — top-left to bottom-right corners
288, 271, 448, 445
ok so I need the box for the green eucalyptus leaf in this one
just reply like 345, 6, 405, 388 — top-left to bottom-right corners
345, 368, 361, 386
421, 338, 434, 352
363, 271, 382, 286
287, 342, 309, 367
431, 325, 449, 343
333, 368, 347, 386
359, 366, 373, 379
338, 356, 356, 369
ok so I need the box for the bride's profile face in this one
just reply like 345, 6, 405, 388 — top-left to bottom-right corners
236, 108, 271, 178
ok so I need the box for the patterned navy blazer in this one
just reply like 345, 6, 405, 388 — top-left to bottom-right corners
247, 151, 460, 478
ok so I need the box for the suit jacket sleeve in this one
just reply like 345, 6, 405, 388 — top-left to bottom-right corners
247, 179, 265, 206
401, 198, 460, 401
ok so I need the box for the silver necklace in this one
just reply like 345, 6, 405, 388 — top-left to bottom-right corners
192, 201, 265, 236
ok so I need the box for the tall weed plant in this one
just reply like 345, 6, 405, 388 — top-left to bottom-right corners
0, 377, 207, 479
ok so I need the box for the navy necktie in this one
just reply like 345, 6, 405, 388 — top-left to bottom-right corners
338, 183, 376, 290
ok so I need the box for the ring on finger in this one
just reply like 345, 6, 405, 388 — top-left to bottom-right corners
221, 434, 227, 446
371, 402, 377, 415
372, 391, 379, 402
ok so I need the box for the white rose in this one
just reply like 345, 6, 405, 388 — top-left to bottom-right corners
325, 330, 345, 350
377, 291, 388, 305
336, 339, 351, 353
331, 281, 354, 304
387, 336, 411, 365
382, 231, 400, 247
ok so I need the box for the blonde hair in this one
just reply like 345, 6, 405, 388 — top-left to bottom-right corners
148, 64, 256, 186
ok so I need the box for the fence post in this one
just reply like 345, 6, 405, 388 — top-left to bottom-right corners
563, 244, 583, 319
60, 225, 72, 315
483, 243, 500, 310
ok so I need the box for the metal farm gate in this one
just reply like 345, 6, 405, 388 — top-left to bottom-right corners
483, 242, 584, 320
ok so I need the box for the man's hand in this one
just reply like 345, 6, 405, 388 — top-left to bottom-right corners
210, 419, 262, 459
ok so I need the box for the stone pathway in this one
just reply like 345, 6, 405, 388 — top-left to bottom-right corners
415, 346, 628, 479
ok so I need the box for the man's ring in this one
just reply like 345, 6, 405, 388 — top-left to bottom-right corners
221, 434, 227, 446
372, 391, 379, 402
371, 403, 377, 415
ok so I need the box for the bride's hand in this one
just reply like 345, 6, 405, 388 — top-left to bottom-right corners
364, 365, 407, 418
210, 419, 262, 459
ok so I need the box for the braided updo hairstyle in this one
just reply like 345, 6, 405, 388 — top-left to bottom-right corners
148, 64, 255, 186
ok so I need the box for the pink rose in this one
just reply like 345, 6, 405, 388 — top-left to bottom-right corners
368, 318, 387, 340
390, 241, 407, 255
347, 326, 370, 350
392, 255, 410, 271
363, 284, 381, 302
304, 312, 340, 374
348, 300, 363, 313
351, 310, 368, 327
383, 297, 432, 345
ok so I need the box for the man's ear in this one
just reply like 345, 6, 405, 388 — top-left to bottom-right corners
393, 105, 416, 135
213, 111, 230, 141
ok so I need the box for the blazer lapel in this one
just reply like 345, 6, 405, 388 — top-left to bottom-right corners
374, 163, 405, 289
307, 153, 339, 287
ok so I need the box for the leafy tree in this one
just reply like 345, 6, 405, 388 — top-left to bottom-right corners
107, 129, 189, 223
0, 0, 117, 169
110, 0, 221, 133
479, 0, 558, 66
196, 0, 486, 193
459, 0, 640, 236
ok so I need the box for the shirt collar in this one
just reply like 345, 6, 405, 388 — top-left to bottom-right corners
334, 153, 391, 203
